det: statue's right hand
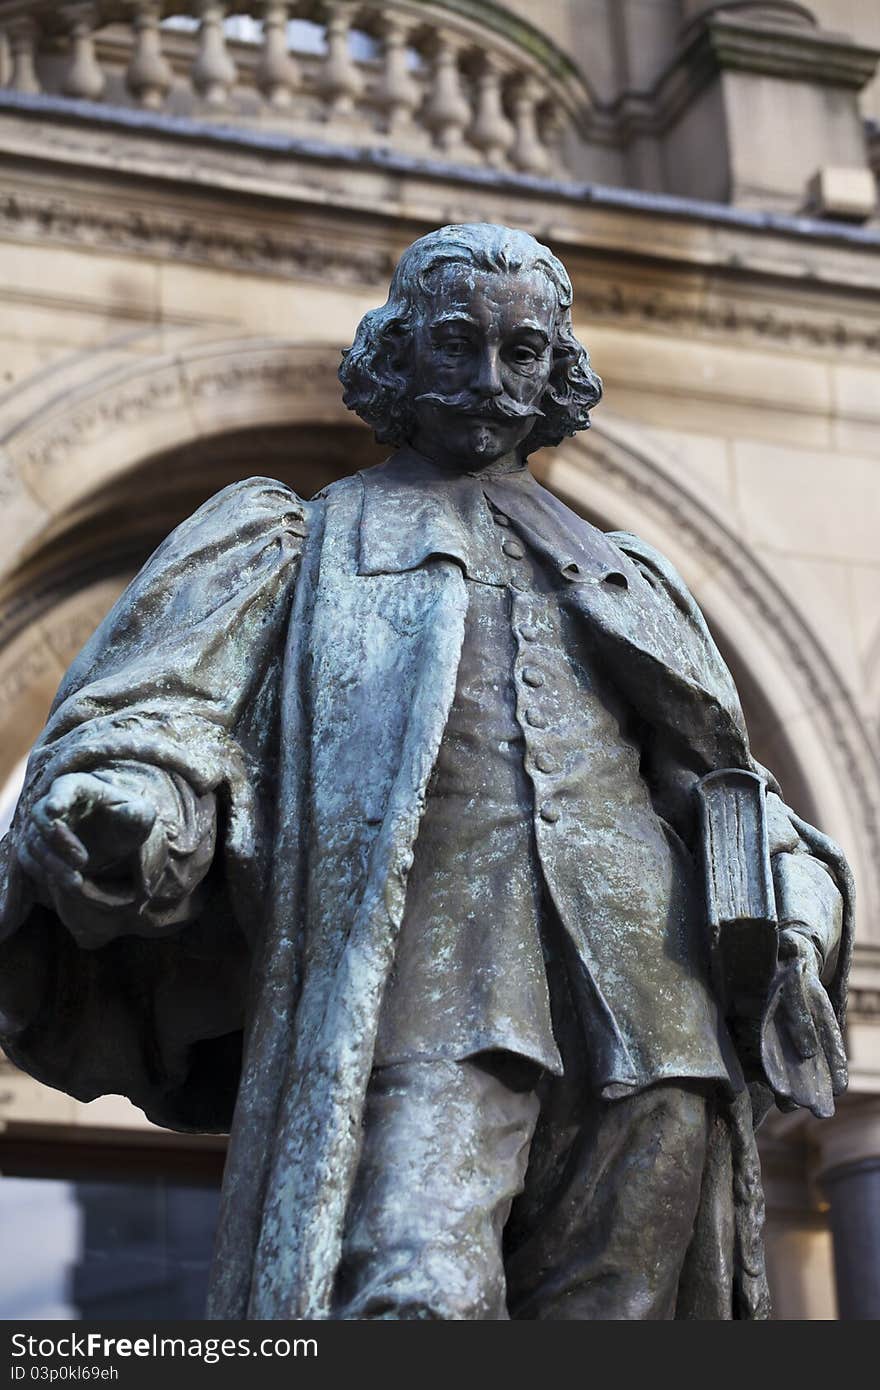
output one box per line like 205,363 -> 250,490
19,772 -> 157,906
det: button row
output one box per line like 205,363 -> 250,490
511,583 -> 559,824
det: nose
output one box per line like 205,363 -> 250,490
473,345 -> 503,398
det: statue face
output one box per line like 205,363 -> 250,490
408,263 -> 557,467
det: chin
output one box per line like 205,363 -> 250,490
460,420 -> 518,460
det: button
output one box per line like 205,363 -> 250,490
521,667 -> 544,687
502,538 -> 525,560
493,513 -> 510,527
603,570 -> 628,590
539,802 -> 560,824
535,752 -> 557,774
519,624 -> 538,642
525,708 -> 547,729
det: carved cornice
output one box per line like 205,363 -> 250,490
2,182 -> 880,362
575,282 -> 880,358
0,186 -> 397,289
702,12 -> 880,90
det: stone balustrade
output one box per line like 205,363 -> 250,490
0,1 -> 589,175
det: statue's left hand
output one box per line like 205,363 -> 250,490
759,927 -> 848,1118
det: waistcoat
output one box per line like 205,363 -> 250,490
375,477 -> 733,1096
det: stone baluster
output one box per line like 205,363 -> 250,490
423,32 -> 470,154
0,30 -> 11,88
60,4 -> 106,102
192,0 -> 238,106
318,2 -> 363,118
256,1 -> 299,109
7,17 -> 40,95
539,101 -> 567,174
469,53 -> 513,167
375,14 -> 418,135
509,73 -> 550,175
125,2 -> 173,110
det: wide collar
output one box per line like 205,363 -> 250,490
357,447 -> 628,587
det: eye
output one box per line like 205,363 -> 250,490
509,345 -> 539,366
440,338 -> 471,357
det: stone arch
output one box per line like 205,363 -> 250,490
538,416 -> 880,937
0,335 -> 383,787
0,335 -> 360,574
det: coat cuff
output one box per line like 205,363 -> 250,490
772,850 -> 843,978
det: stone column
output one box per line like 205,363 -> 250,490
814,1098 -> 880,1320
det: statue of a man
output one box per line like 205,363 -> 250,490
0,225 -> 852,1321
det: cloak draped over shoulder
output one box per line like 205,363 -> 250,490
0,479 -> 307,1130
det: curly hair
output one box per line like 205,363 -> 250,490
338,224 -> 602,454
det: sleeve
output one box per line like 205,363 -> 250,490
2,476 -> 308,941
0,476 -> 310,1132
766,791 -> 843,979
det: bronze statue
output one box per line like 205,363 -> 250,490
0,225 -> 852,1320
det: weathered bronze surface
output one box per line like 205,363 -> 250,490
0,225 -> 853,1319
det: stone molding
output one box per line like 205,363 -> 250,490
574,281 -> 880,360
0,184 -> 398,290
1,177 -> 880,361
3,89 -> 880,246
1,340 -> 349,496
701,11 -> 880,90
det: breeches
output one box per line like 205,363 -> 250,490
332,1058 -> 732,1320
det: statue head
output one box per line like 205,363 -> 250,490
339,223 -> 602,467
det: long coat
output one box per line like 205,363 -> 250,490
0,459 -> 853,1319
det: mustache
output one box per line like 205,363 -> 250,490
413,390 -> 545,421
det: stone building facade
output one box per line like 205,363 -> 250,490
0,0 -> 877,1319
